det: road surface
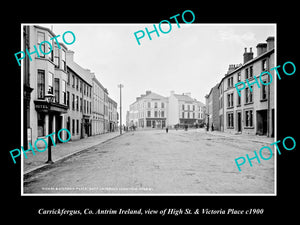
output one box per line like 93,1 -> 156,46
24,129 -> 274,194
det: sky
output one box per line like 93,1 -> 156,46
36,23 -> 275,123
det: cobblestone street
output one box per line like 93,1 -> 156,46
24,129 -> 275,195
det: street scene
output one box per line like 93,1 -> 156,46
22,24 -> 276,195
24,128 -> 274,194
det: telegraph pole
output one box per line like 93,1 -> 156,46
118,84 -> 124,135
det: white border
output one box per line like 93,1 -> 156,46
20,23 -> 277,196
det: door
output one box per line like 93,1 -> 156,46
237,112 -> 242,132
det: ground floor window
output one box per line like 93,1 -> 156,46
146,120 -> 151,127
227,112 -> 234,128
37,113 -> 45,136
245,109 -> 253,128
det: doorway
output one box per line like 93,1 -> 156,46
257,110 -> 267,135
237,112 -> 242,133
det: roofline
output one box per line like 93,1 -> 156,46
218,48 -> 275,88
34,25 -> 57,38
67,65 -> 92,87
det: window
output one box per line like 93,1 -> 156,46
161,111 -> 165,117
80,80 -> 82,93
37,32 -> 45,58
227,93 -> 233,108
76,77 -> 79,90
147,111 -> 151,117
48,72 -> 53,94
249,66 -> 253,78
193,112 -> 195,119
146,120 -> 151,127
80,97 -> 82,112
188,105 -> 190,111
37,113 -> 45,136
237,93 -> 241,106
37,70 -> 45,99
227,77 -> 233,88
148,102 -> 151,108
87,101 -> 89,114
48,35 -> 53,61
62,50 -> 66,71
62,80 -> 66,105
54,45 -> 60,67
54,78 -> 59,103
227,112 -> 234,128
237,72 -> 241,82
182,104 -> 185,110
161,102 -> 164,108
84,100 -> 86,113
193,105 -> 195,111
67,71 -> 70,85
72,75 -> 75,88
154,111 -> 157,117
245,68 -> 249,79
72,119 -> 75,135
261,82 -> 267,100
245,87 -> 253,104
154,102 -> 158,108
72,94 -> 75,110
76,96 -> 79,111
245,110 -> 253,127
67,91 -> 70,107
76,120 -> 79,134
182,112 -> 184,118
262,59 -> 267,71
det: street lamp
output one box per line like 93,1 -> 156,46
45,93 -> 54,164
118,84 -> 124,135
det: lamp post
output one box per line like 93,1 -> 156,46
118,84 -> 124,135
45,93 -> 54,164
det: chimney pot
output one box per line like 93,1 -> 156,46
243,47 -> 254,64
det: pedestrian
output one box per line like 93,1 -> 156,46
211,123 -> 214,131
166,127 -> 169,133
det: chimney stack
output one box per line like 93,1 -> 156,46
184,92 -> 191,97
266,36 -> 274,51
243,47 -> 254,64
146,90 -> 151,95
66,50 -> 75,62
256,43 -> 267,56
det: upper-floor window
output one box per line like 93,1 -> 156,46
262,59 -> 267,71
37,70 -> 45,99
62,50 -> 66,71
245,87 -> 253,104
37,32 -> 45,58
54,45 -> 60,68
227,93 -> 234,108
54,78 -> 59,103
48,72 -> 54,94
227,76 -> 233,88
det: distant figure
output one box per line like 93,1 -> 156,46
211,123 -> 214,131
184,124 -> 188,131
166,127 -> 169,133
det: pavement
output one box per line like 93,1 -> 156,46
202,129 -> 275,144
23,131 -> 121,176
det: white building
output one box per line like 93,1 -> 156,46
128,91 -> 168,129
168,91 -> 205,128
